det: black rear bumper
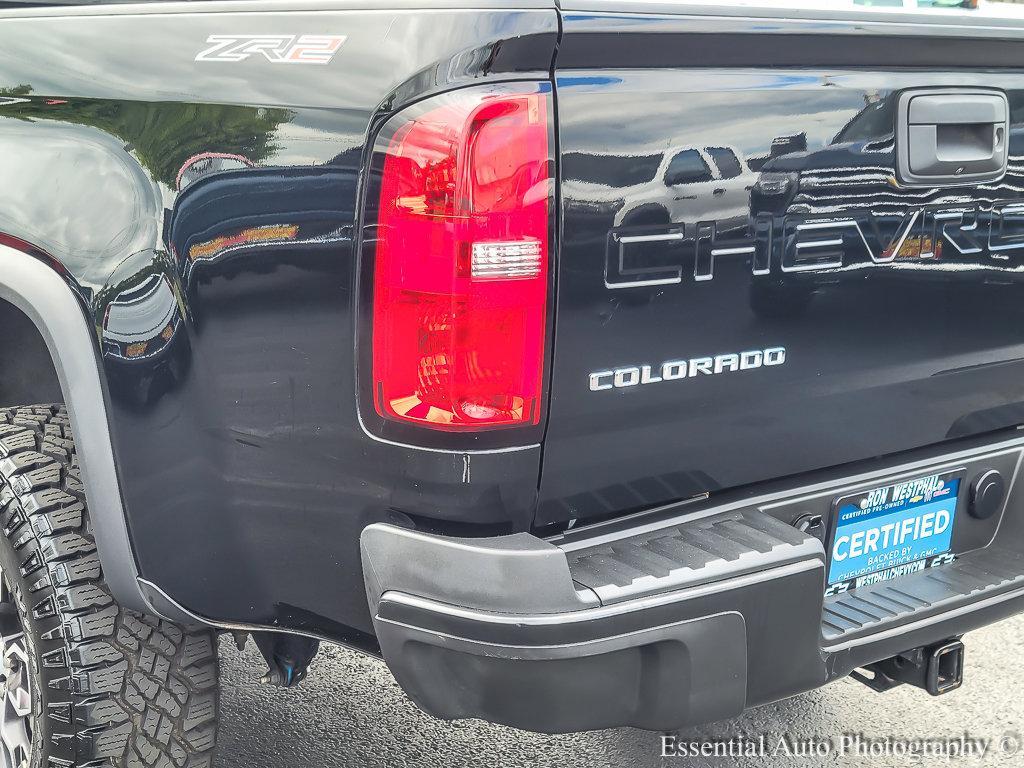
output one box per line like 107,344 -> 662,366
360,436 -> 1024,734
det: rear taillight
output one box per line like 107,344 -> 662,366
369,87 -> 552,432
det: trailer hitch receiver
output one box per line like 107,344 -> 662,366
851,639 -> 964,696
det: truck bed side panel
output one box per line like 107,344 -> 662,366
0,3 -> 557,638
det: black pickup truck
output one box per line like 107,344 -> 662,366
2,0 -> 1024,764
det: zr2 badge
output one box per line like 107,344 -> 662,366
195,35 -> 346,65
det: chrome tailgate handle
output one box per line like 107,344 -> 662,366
897,88 -> 1009,187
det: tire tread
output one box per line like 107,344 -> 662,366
0,406 -> 218,767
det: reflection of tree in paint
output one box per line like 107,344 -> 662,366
0,85 -> 294,187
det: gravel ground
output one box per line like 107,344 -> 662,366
215,614 -> 1024,767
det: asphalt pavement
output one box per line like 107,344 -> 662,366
215,614 -> 1024,767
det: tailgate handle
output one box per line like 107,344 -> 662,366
897,89 -> 1009,187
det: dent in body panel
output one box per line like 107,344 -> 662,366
0,6 -> 557,638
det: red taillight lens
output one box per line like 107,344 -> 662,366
370,89 -> 551,431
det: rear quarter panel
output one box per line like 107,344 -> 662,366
0,1 -> 557,639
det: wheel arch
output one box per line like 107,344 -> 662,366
0,240 -> 153,616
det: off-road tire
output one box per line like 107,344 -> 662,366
0,405 -> 219,767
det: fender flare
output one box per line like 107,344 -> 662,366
0,243 -> 151,615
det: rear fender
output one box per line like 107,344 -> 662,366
0,120 -> 165,615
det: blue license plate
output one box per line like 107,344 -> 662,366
826,471 -> 961,593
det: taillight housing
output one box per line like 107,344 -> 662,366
363,84 -> 554,437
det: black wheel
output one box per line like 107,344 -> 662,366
0,405 -> 219,767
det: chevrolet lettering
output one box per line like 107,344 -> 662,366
606,204 -> 1024,289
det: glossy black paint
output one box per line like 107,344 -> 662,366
540,11 -> 1024,526
0,4 -> 557,639
6,0 -> 1024,646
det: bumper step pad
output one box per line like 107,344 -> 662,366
823,546 -> 1024,645
562,509 -> 821,604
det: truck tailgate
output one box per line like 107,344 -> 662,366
538,3 -> 1024,526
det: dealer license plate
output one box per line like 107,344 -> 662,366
825,471 -> 961,595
